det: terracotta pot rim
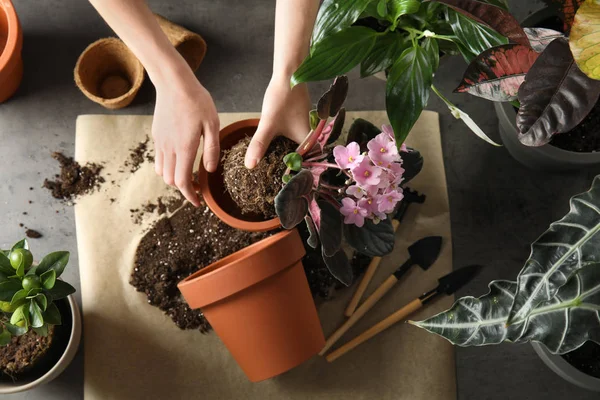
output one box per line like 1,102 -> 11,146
0,0 -> 21,72
178,229 -> 305,309
74,38 -> 145,106
198,118 -> 282,232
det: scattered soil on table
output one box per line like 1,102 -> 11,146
124,136 -> 155,173
130,194 -> 185,224
0,326 -> 54,377
43,152 -> 104,201
25,229 -> 42,239
549,100 -> 600,152
562,341 -> 600,379
130,200 -> 370,332
222,136 -> 296,218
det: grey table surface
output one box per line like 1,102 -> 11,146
1,0 -> 598,399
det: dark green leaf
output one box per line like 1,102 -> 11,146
517,38 -> 600,146
26,288 -> 42,297
422,37 -> 440,72
0,280 -> 22,302
10,304 -> 26,325
282,174 -> 292,184
304,216 -> 319,249
388,0 -> 421,22
5,322 -> 27,336
309,109 -> 319,130
345,218 -> 395,257
49,280 -> 76,300
386,45 -> 434,145
318,200 -> 343,257
34,294 -> 47,312
0,253 -> 13,276
29,301 -> 44,328
0,330 -> 11,346
10,289 -> 28,307
11,239 -> 29,252
377,0 -> 389,18
33,325 -> 49,337
35,251 -> 70,278
401,148 -> 424,184
283,152 -> 303,172
479,0 -> 509,10
293,27 -> 379,86
360,32 -> 410,77
446,8 -> 508,62
323,250 -> 352,286
275,170 -> 313,229
312,0 -> 373,45
43,302 -> 62,325
41,269 -> 56,290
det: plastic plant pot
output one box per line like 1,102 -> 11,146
178,229 -> 325,382
198,119 -> 282,232
0,0 -> 23,103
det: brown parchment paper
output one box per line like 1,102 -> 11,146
75,111 -> 455,400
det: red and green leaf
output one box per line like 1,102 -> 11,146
542,0 -> 585,33
455,44 -> 539,101
524,27 -> 565,52
435,0 -> 529,46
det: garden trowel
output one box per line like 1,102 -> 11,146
319,236 -> 443,355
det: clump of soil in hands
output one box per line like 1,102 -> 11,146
550,99 -> 600,152
130,201 -> 271,332
562,341 -> 600,379
43,152 -> 104,201
222,136 -> 296,218
0,326 -> 54,377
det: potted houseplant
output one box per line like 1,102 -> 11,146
411,175 -> 600,391
182,76 -> 425,381
0,0 -> 23,103
0,239 -> 81,394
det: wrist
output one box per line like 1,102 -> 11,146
147,53 -> 199,93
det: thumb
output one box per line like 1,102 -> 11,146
245,121 -> 274,169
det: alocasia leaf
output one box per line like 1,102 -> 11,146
275,170 -> 314,229
507,175 -> 600,324
542,0 -> 585,33
318,200 -> 342,257
446,8 -> 508,62
386,45 -> 434,145
436,0 -> 528,46
344,218 -> 395,257
323,249 -> 352,286
360,32 -> 410,77
455,44 -> 539,101
293,27 -> 379,86
517,38 -> 600,146
524,27 -> 565,53
569,0 -> 600,80
311,0 -> 373,45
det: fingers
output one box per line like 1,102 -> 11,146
155,149 -> 164,176
202,120 -> 220,173
162,151 -> 176,187
175,149 -> 201,207
245,121 -> 274,169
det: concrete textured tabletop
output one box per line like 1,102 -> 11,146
1,0 -> 598,399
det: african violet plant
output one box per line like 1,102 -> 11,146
275,76 -> 424,286
0,240 -> 74,344
293,0 -> 600,149
412,175 -> 600,354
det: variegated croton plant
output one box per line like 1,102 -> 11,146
412,176 -> 600,354
294,0 -> 600,148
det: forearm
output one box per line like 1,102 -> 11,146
272,0 -> 319,81
88,0 -> 194,87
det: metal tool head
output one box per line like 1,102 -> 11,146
408,236 -> 443,271
437,264 -> 483,295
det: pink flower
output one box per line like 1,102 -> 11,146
382,124 -> 409,153
333,142 -> 363,169
340,197 -> 368,227
360,197 -> 387,221
378,189 -> 404,214
311,166 -> 326,187
387,162 -> 405,185
346,185 -> 366,199
400,143 -> 408,153
351,157 -> 382,187
368,133 -> 400,166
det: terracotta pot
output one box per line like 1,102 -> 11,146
178,229 -> 325,382
0,0 -> 23,103
199,119 -> 282,232
154,14 -> 206,72
74,38 -> 145,109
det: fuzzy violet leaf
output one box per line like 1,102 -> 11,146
304,216 -> 319,249
345,218 -> 395,257
524,27 -> 565,53
401,148 -> 424,184
317,76 -> 349,119
323,249 -> 353,287
326,108 -> 346,146
569,0 -> 600,80
283,152 -> 303,172
275,170 -> 314,229
347,118 -> 382,151
318,200 -> 343,257
455,44 -> 539,102
517,38 -> 600,146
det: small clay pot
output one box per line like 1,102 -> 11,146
74,38 -> 144,109
199,119 -> 282,232
154,14 -> 206,72
0,0 -> 23,103
178,229 -> 325,382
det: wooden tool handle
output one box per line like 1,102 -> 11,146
325,298 -> 423,362
319,275 -> 398,355
345,219 -> 401,317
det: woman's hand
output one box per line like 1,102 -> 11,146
245,77 -> 311,168
152,68 -> 220,207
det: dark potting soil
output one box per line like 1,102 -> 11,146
130,194 -> 185,224
0,326 -> 54,377
43,152 -> 105,201
25,229 -> 43,239
124,136 -> 154,173
222,136 -> 296,219
562,341 -> 600,379
549,99 -> 600,153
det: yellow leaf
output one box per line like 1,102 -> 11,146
570,0 -> 600,80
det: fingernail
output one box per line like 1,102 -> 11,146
245,158 -> 257,169
206,162 -> 217,172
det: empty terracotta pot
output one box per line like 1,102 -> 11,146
74,38 -> 144,109
178,229 -> 325,382
154,14 -> 206,72
199,119 -> 282,232
0,0 -> 23,103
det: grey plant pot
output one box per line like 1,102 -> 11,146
532,342 -> 600,392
